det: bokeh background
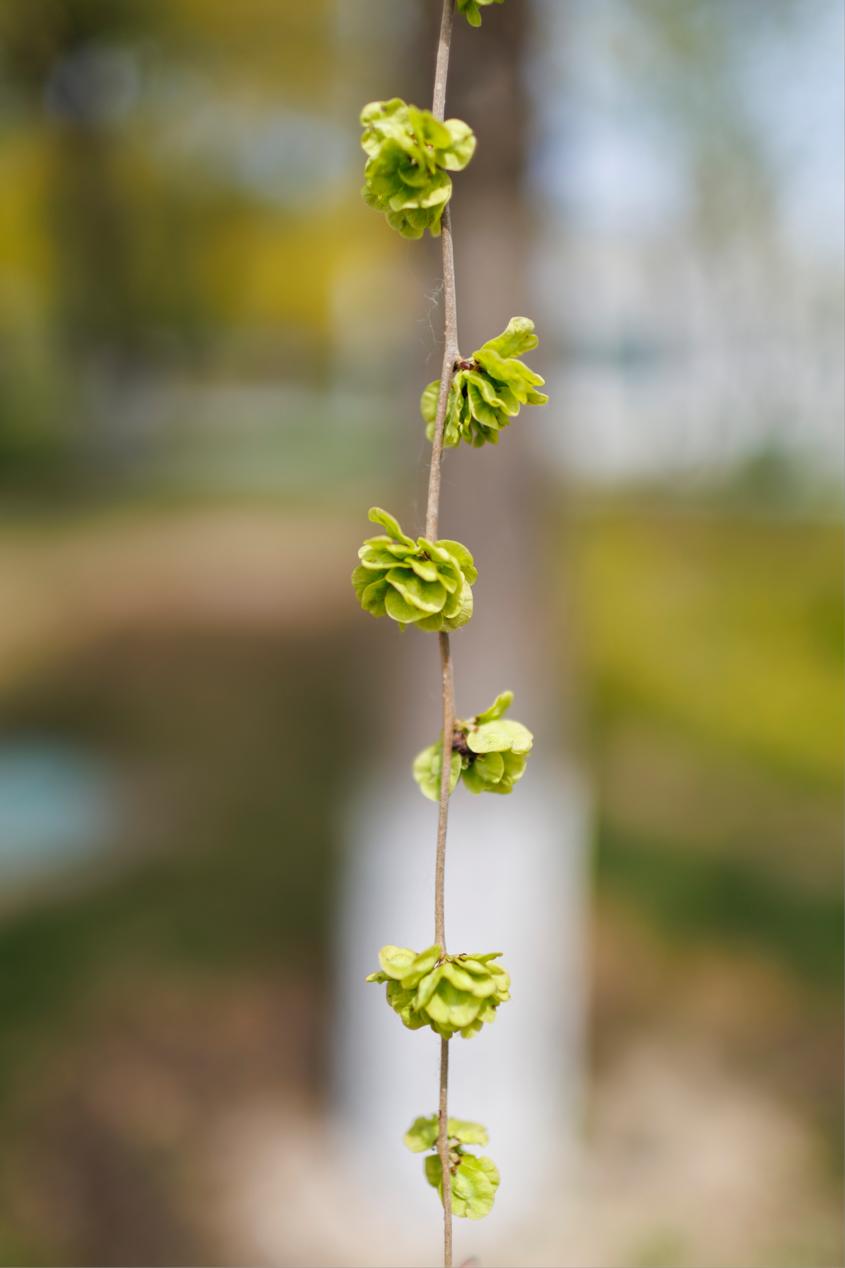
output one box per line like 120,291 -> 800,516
0,1 -> 842,1265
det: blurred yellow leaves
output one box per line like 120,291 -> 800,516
169,0 -> 336,104
205,205 -> 379,334
573,510 -> 843,790
0,0 -> 388,352
0,131 -> 54,329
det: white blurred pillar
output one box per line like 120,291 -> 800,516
335,757 -> 588,1263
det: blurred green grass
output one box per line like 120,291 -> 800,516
570,499 -> 843,1171
598,825 -> 842,984
0,621 -> 371,1263
571,502 -> 843,981
0,627 -> 358,1101
573,506 -> 843,789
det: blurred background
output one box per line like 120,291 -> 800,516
0,0 -> 842,1264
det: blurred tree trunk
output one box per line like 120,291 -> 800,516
402,0 -> 558,748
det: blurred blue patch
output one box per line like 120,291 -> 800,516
0,742 -> 118,883
159,98 -> 353,210
236,109 -> 351,208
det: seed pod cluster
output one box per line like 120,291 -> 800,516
457,0 -> 505,26
421,317 -> 548,448
367,944 -> 510,1039
352,507 -> 476,632
360,98 -> 476,239
413,690 -> 533,799
405,1115 -> 500,1220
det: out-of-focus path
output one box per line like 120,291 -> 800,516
202,1022 -> 842,1268
0,509 -> 362,692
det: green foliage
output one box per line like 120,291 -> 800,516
366,944 -> 511,1039
599,822 -> 844,986
421,317 -> 548,448
425,1152 -> 500,1219
575,504 -> 843,1008
405,1113 -> 499,1219
457,0 -> 505,28
404,1115 -> 488,1152
360,98 -> 476,239
574,511 -> 843,787
352,507 -> 477,632
413,691 -> 533,799
413,744 -> 463,799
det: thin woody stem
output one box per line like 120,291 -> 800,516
427,3 -> 457,1265
434,630 -> 455,1268
435,629 -> 455,954
437,1036 -> 453,1268
432,0 -> 453,122
426,0 -> 459,548
425,204 -> 458,545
